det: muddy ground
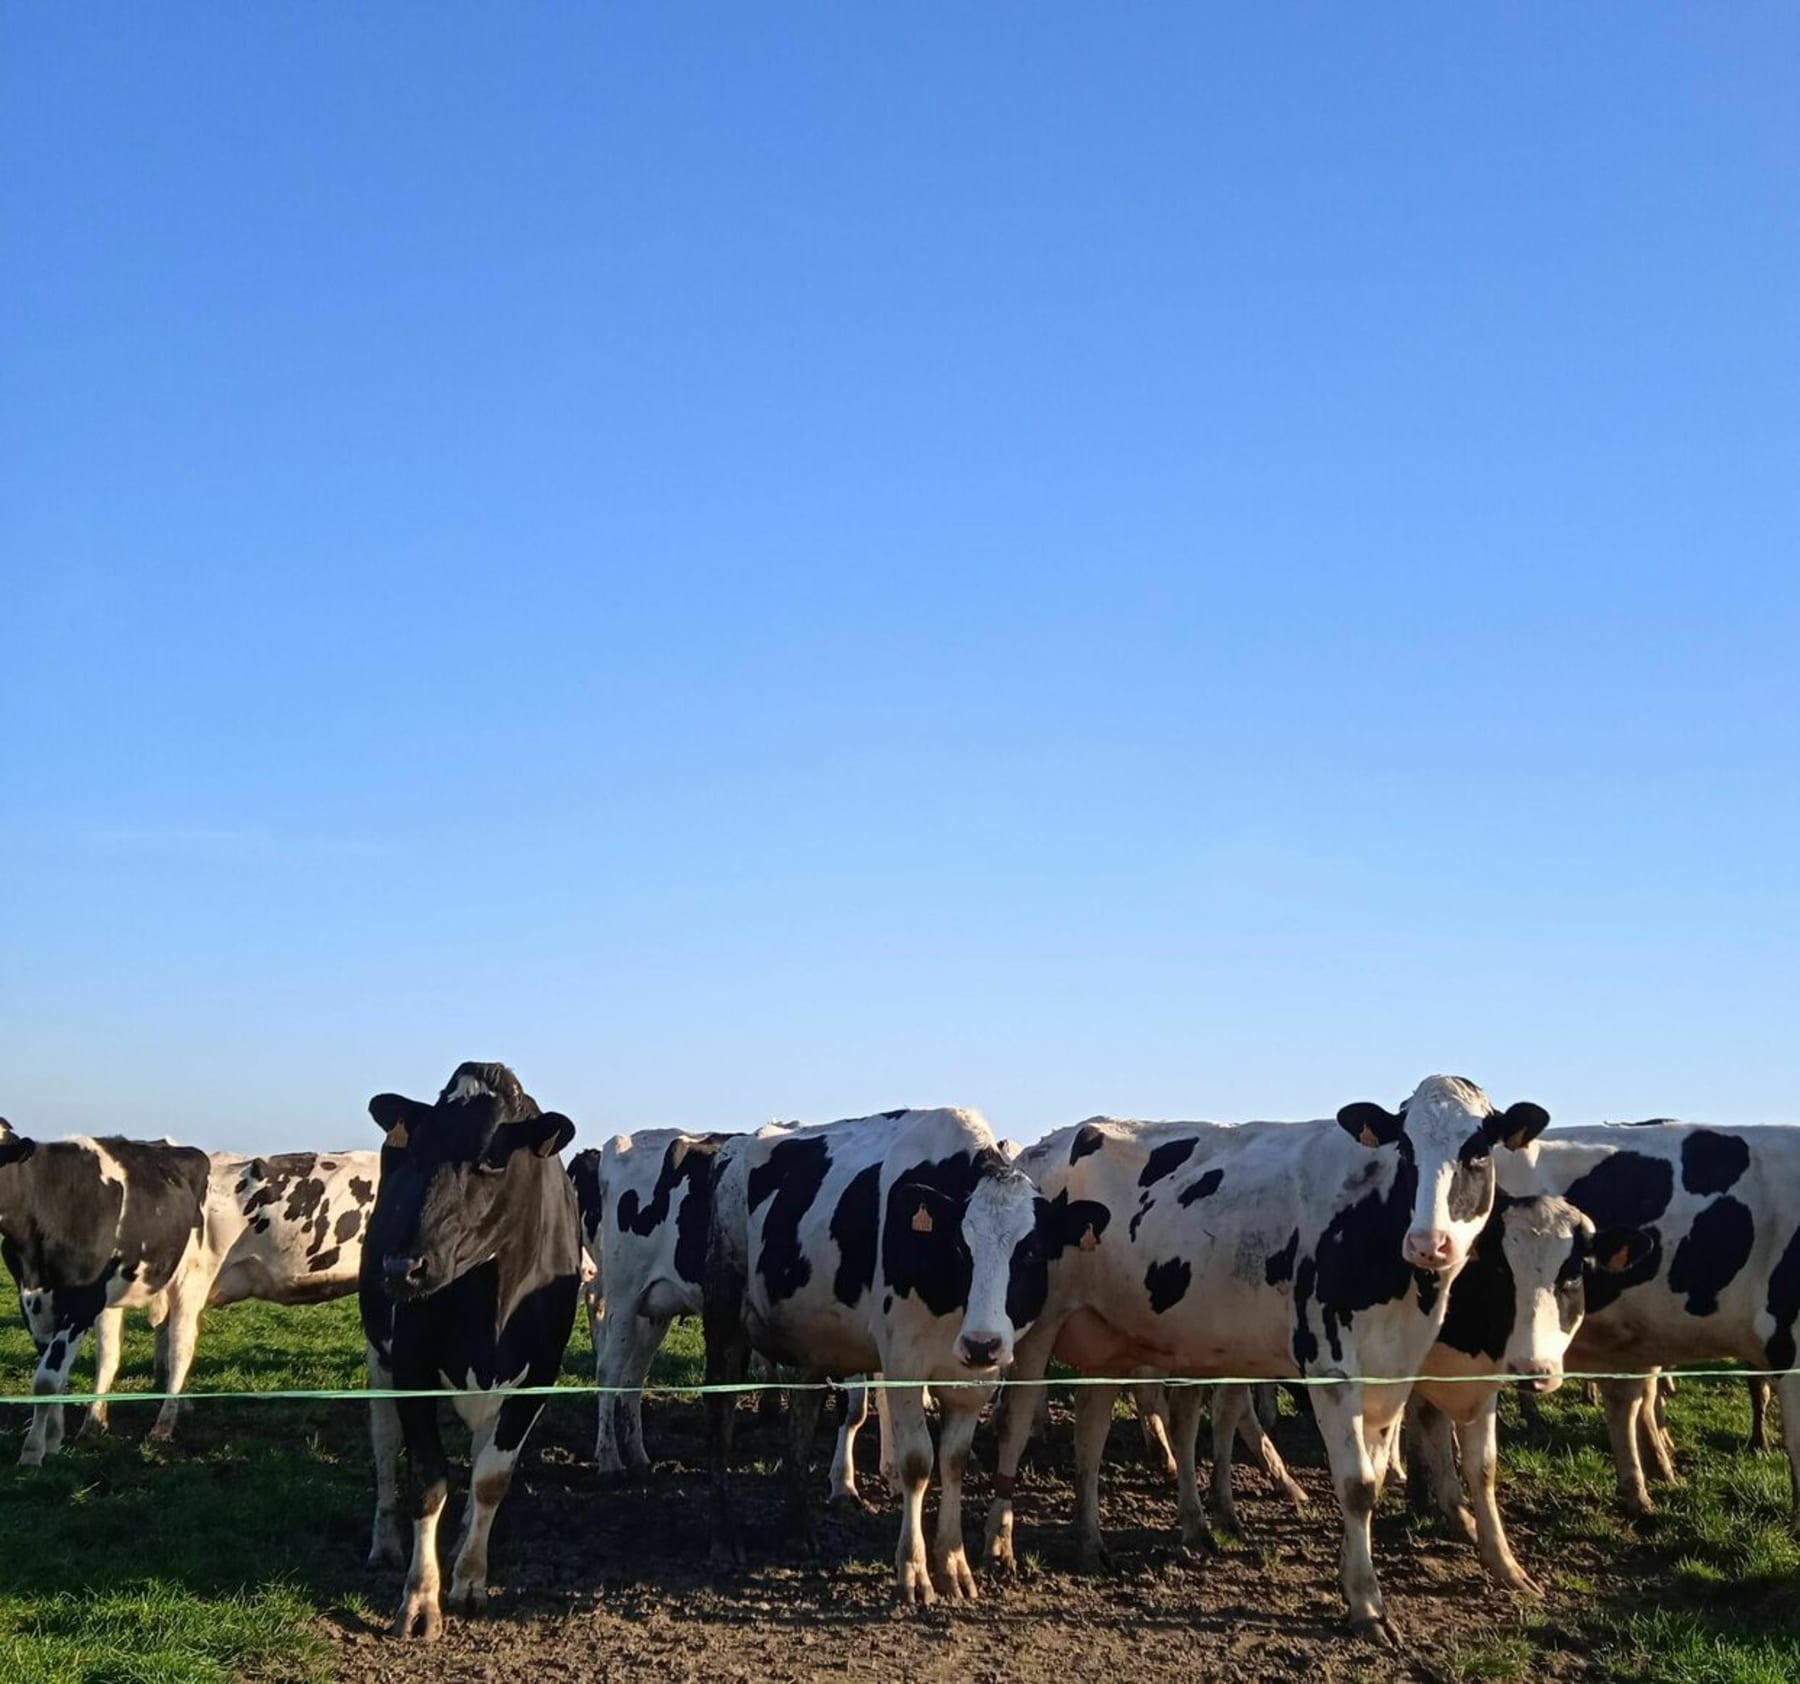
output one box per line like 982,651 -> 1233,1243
324,1395 -> 1615,1684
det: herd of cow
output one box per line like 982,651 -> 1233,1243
1,1063 -> 1796,1646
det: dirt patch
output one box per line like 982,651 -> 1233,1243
324,1397 -> 1610,1684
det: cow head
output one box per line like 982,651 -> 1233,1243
0,1120 -> 33,1170
890,1151 -> 1110,1372
1336,1075 -> 1550,1273
1443,1192 -> 1653,1390
366,1061 -> 575,1301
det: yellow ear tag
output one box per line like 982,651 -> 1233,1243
385,1123 -> 409,1150
1606,1244 -> 1631,1272
1078,1225 -> 1099,1252
1359,1125 -> 1380,1149
911,1203 -> 935,1234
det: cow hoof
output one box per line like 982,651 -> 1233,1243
1074,1538 -> 1113,1574
830,1491 -> 877,1516
1279,1481 -> 1309,1511
445,1580 -> 487,1616
896,1563 -> 937,1607
935,1549 -> 978,1601
1349,1615 -> 1397,1649
78,1409 -> 110,1439
146,1422 -> 176,1445
17,1445 -> 44,1469
392,1594 -> 444,1642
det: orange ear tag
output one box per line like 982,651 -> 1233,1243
386,1123 -> 410,1150
1078,1225 -> 1099,1252
911,1204 -> 935,1234
1606,1244 -> 1631,1272
1359,1126 -> 1380,1149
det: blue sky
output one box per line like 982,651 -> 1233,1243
3,6 -> 1796,1154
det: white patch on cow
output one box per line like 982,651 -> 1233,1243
443,1072 -> 493,1103
1396,1075 -> 1501,1271
1499,1196 -> 1594,1387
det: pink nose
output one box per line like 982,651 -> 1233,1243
1404,1229 -> 1456,1271
1507,1361 -> 1562,1395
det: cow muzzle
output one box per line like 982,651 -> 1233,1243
383,1254 -> 431,1299
957,1333 -> 1004,1370
1507,1360 -> 1562,1396
1403,1229 -> 1458,1272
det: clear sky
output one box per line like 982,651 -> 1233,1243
3,6 -> 1796,1155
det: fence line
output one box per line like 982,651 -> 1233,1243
0,1366 -> 1784,1408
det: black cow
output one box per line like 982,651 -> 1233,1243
360,1062 -> 580,1641
0,1119 -> 210,1465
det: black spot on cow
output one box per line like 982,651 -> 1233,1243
1437,1201 -> 1517,1361
567,1150 -> 603,1238
1563,1152 -> 1675,1230
349,1176 -> 375,1205
830,1164 -> 880,1307
882,1292 -> 893,1314
1446,1156 -> 1494,1223
1138,1138 -> 1197,1189
1305,1149 -> 1423,1365
1414,1267 -> 1441,1315
1667,1195 -> 1755,1317
252,1216 -> 271,1234
1290,1253 -> 1319,1366
1177,1169 -> 1224,1208
621,1134 -> 728,1287
1069,1125 -> 1105,1165
334,1208 -> 362,1244
1681,1130 -> 1750,1197
1764,1223 -> 1800,1371
881,1151 -> 983,1318
878,1109 -> 910,1121
44,1337 -> 65,1373
309,1245 -> 341,1273
1562,1152 -> 1672,1313
1265,1230 -> 1298,1288
1145,1256 -> 1192,1314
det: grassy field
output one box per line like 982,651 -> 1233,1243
1,1283 -> 1798,1683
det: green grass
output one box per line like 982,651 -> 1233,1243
4,1284 -> 1800,1681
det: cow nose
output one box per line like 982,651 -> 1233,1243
958,1334 -> 1002,1369
1404,1229 -> 1456,1271
1507,1360 -> 1561,1396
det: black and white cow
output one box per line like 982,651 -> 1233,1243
705,1106 -> 1106,1602
1502,1120 -> 1800,1516
984,1077 -> 1551,1640
569,1130 -> 728,1479
361,1062 -> 580,1642
0,1119 -> 211,1465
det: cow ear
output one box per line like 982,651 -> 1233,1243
1337,1102 -> 1404,1149
1485,1101 -> 1551,1152
0,1124 -> 33,1168
509,1111 -> 576,1160
369,1093 -> 428,1150
1039,1192 -> 1110,1253
899,1184 -> 954,1236
1588,1226 -> 1653,1275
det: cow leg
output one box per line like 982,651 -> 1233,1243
1208,1384 -> 1249,1538
1776,1371 -> 1800,1529
365,1346 -> 406,1569
1134,1382 -> 1177,1480
982,1327 -> 1054,1573
1749,1375 -> 1773,1454
148,1277 -> 203,1442
1225,1382 -> 1309,1523
1456,1396 -> 1539,1594
1409,1396 -> 1477,1545
830,1378 -> 872,1509
77,1306 -> 124,1439
702,1307 -> 751,1571
21,1310 -> 91,1467
1600,1379 -> 1654,1514
1638,1377 -> 1678,1486
595,1311 -> 667,1481
1253,1383 -> 1280,1431
447,1395 -> 541,1616
1168,1383 -> 1208,1552
394,1394 -> 450,1640
782,1375 -> 828,1556
1072,1381 -> 1119,1571
886,1384 -> 937,1606
874,1380 -> 900,1495
931,1396 -> 982,1600
1308,1382 -> 1391,1643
